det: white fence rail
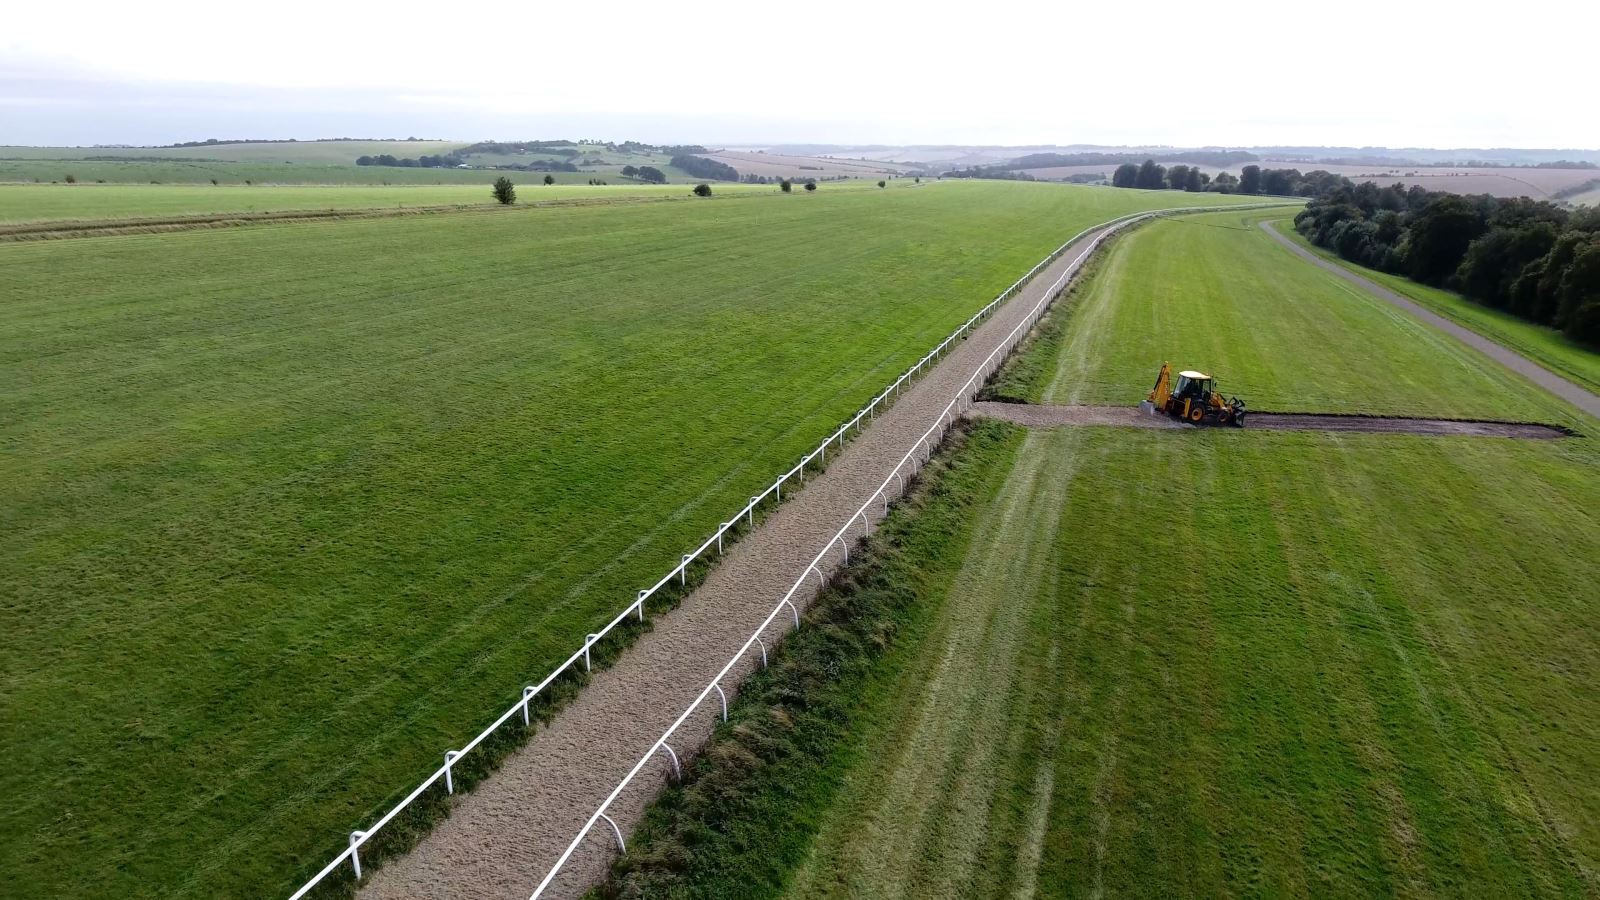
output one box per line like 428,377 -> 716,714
523,212 -> 1167,899
291,203 -> 1280,898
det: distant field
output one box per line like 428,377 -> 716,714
0,157 -> 523,186
0,182 -> 1265,898
1012,160 -> 1600,202
1018,210 -> 1585,425
1270,219 -> 1600,396
1244,162 -> 1599,200
702,150 -> 905,180
0,181 -> 785,224
1018,163 -> 1230,182
614,208 -> 1598,897
1,140 -> 900,187
0,140 -> 468,164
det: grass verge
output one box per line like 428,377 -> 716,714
1268,218 -> 1600,396
593,202 -> 1600,898
597,419 -> 1025,899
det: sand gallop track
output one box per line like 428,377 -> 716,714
358,219 -> 1134,900
970,402 -> 1572,439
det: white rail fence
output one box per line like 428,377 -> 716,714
524,212 -> 1164,899
292,202 -> 1282,898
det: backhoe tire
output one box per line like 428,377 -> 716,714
1187,406 -> 1205,424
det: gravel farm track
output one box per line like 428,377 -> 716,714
357,217 -> 1148,900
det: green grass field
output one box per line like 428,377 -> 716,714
0,158 -> 534,186
608,210 -> 1599,897
1,140 -> 764,188
0,179 -> 906,225
1269,219 -> 1600,396
0,182 -> 1265,897
0,181 -> 788,224
996,210 -> 1588,428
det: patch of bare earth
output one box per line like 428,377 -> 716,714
970,402 -> 1572,439
970,401 -> 1186,430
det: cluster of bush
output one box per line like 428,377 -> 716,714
617,141 -> 707,156
942,167 -> 1037,181
458,140 -> 578,156
1297,184 -> 1600,342
355,153 -> 464,168
510,160 -> 578,172
670,155 -> 740,182
619,165 -> 667,183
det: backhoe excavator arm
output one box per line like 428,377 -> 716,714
1148,362 -> 1172,408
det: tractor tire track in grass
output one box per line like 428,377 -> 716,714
355,218 -> 1137,900
786,425 -> 1090,899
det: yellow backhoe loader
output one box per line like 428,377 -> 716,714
1142,362 -> 1246,426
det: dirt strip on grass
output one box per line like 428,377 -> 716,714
970,401 -> 1572,439
970,401 -> 1187,430
0,192 -> 761,242
355,219 -> 1137,900
1258,219 -> 1600,420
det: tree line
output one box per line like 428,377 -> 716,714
670,155 -> 740,181
1109,161 -> 1346,196
621,165 -> 667,183
1011,149 -> 1258,169
458,140 -> 578,156
1297,182 -> 1600,343
356,153 -> 465,168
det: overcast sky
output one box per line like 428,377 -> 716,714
3,0 -> 1595,149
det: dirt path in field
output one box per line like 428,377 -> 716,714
1258,220 -> 1600,420
970,402 -> 1572,439
971,402 -> 1188,430
0,192 -> 753,242
357,219 -> 1136,900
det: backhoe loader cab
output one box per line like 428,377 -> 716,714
1144,362 -> 1246,427
1173,371 -> 1212,404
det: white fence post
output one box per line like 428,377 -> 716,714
598,813 -> 626,853
443,750 -> 461,794
349,831 -> 366,879
658,743 -> 682,780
